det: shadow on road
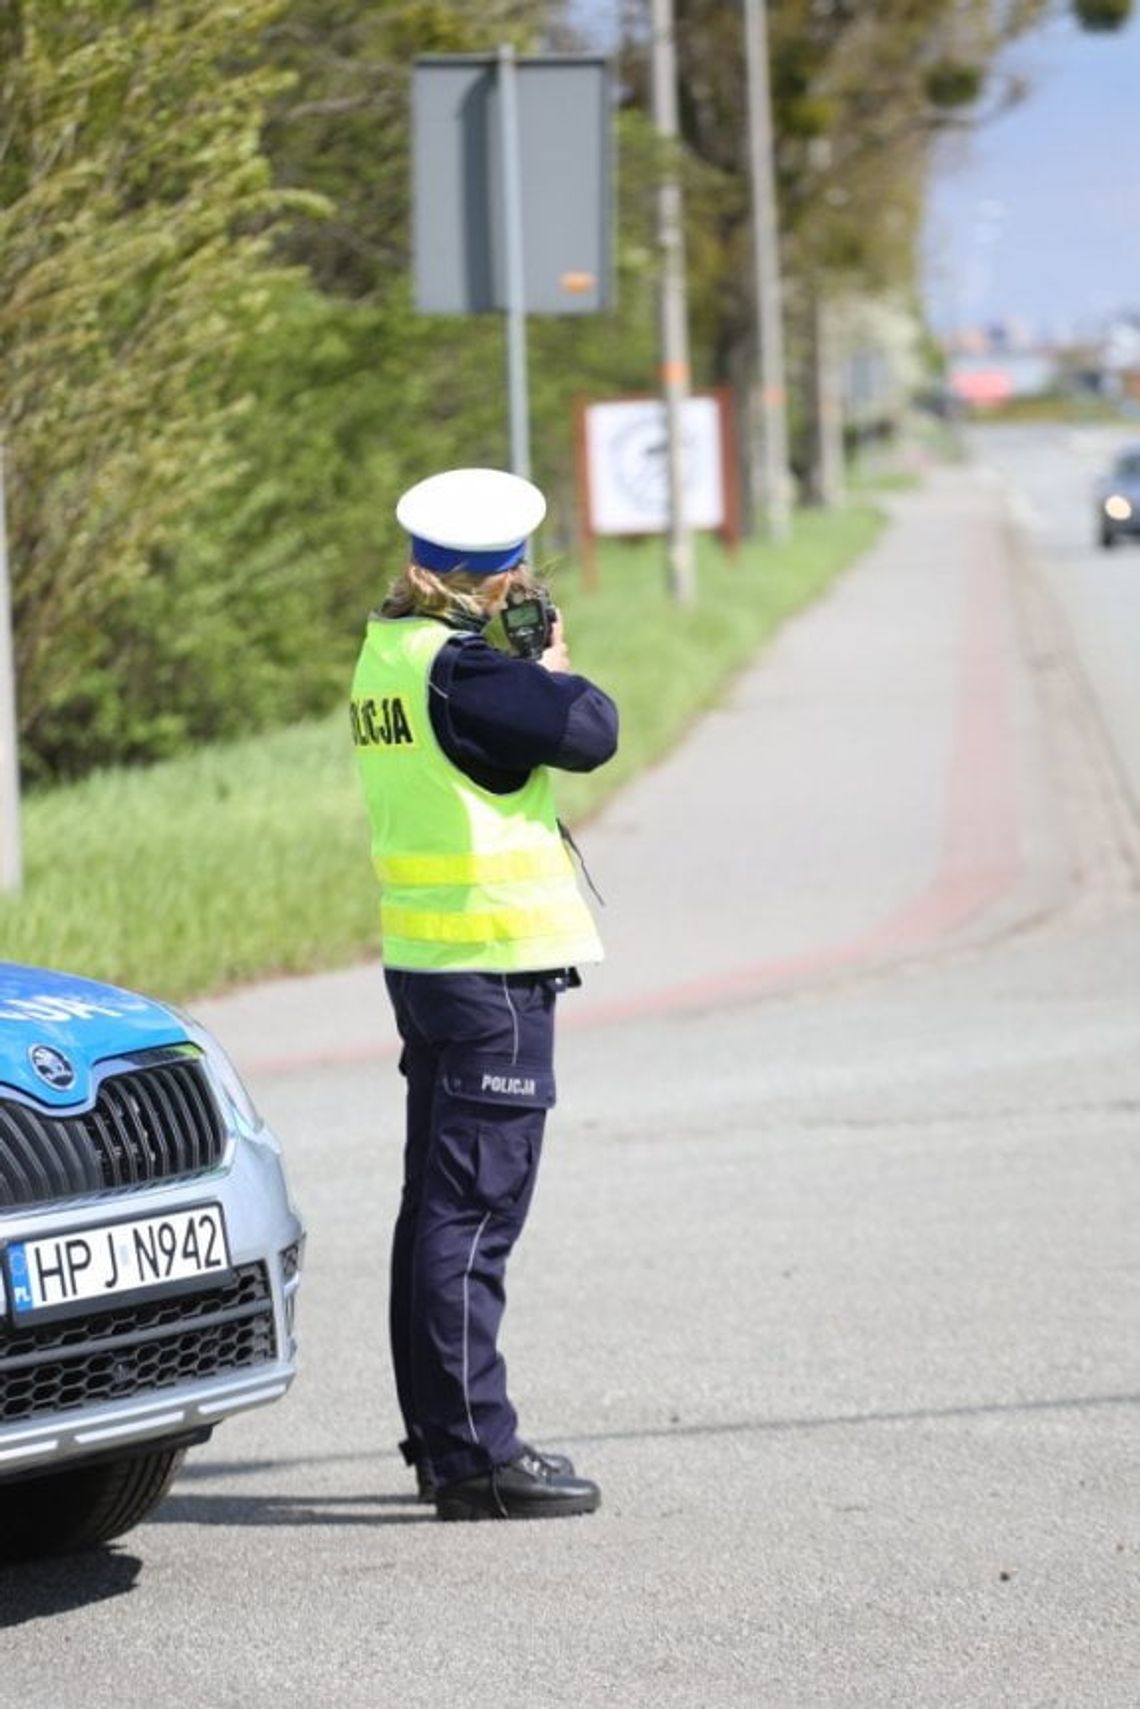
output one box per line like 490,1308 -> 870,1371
564,1387 -> 1140,1449
0,1551 -> 141,1627
151,1490 -> 430,1528
177,1448 -> 392,1482
170,1390 -> 1140,1508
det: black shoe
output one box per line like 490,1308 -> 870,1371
435,1448 -> 600,1521
416,1442 -> 574,1505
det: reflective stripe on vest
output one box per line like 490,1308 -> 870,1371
351,616 -> 603,972
373,846 -> 571,887
381,900 -> 592,945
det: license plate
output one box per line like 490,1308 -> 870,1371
4,1205 -> 231,1320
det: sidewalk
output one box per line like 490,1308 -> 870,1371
195,466 -> 1066,1080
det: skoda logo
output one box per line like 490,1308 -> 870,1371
29,1044 -> 76,1091
109,1355 -> 136,1393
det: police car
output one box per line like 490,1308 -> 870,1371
0,963 -> 303,1559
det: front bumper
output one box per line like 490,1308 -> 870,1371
0,1124 -> 303,1480
0,1358 -> 297,1478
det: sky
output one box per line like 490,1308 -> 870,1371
923,12 -> 1140,341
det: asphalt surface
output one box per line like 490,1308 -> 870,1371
977,422 -> 1140,811
2,428 -> 1138,1708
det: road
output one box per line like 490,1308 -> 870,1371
981,421 -> 1140,810
1,428 -> 1137,1708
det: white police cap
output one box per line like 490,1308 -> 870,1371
396,467 -> 547,574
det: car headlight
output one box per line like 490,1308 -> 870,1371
1104,493 -> 1132,521
169,1008 -> 265,1140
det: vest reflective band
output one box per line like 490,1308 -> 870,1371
351,617 -> 604,972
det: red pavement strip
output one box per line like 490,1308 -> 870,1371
244,544 -> 1023,1078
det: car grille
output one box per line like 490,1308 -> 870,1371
0,1058 -> 226,1211
0,1263 -> 276,1425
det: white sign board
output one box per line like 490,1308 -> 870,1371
583,395 -> 726,535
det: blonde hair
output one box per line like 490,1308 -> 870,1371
380,560 -> 537,624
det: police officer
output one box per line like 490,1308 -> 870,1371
351,467 -> 618,1521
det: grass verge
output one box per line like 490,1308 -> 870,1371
968,395 -> 1136,426
0,503 -> 884,1001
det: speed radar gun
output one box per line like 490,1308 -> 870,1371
501,585 -> 556,660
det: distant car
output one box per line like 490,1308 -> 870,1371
1096,447 -> 1140,547
0,964 -> 303,1560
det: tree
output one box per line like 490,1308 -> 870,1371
1072,0 -> 1132,26
261,0 -> 547,301
0,0 -> 661,773
618,0 -> 1134,502
0,0 -> 318,775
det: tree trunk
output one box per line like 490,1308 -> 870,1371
804,286 -> 845,509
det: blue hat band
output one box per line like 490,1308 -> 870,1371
411,535 -> 527,575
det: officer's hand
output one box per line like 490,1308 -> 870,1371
540,612 -> 571,674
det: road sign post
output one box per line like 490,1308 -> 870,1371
497,45 -> 531,479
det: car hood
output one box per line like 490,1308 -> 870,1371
0,963 -> 187,1109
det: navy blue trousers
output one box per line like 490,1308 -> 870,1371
384,968 -> 559,1488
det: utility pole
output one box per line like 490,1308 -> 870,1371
650,0 -> 696,603
743,0 -> 791,542
0,445 -> 22,893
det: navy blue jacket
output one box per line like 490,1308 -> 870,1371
427,630 -> 619,795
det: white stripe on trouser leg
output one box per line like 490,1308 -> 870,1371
462,1212 -> 493,1445
501,975 -> 520,1064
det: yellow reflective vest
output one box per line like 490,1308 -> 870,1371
351,616 -> 604,972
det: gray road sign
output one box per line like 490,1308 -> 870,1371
413,56 -> 613,317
